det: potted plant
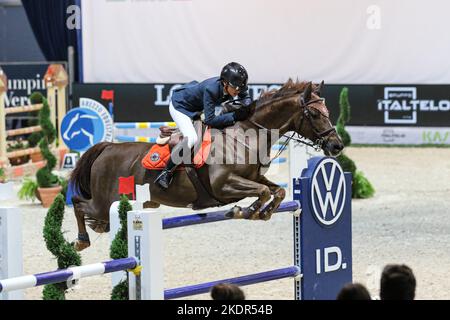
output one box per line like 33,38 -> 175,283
31,92 -> 63,208
28,131 -> 44,162
18,177 -> 38,202
7,139 -> 30,166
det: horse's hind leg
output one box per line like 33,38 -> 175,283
257,175 -> 286,221
72,196 -> 93,251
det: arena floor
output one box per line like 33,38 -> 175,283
2,146 -> 450,300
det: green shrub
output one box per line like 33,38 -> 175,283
42,194 -> 81,300
352,171 -> 375,199
32,92 -> 58,188
28,131 -> 44,148
337,154 -> 356,175
110,196 -> 132,300
111,281 -> 129,300
336,87 -> 375,199
18,178 -> 38,202
337,87 -> 351,147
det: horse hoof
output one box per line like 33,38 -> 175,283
246,210 -> 261,220
72,240 -> 90,252
259,212 -> 272,221
226,206 -> 243,219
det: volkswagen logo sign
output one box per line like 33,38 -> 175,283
310,158 -> 346,226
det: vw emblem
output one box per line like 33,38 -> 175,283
310,158 -> 346,226
151,152 -> 160,162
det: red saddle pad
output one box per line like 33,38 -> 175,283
141,128 -> 211,170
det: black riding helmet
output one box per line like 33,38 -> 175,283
220,62 -> 248,91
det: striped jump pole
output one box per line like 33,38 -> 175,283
271,157 -> 287,164
0,257 -> 138,294
115,135 -> 157,143
115,122 -> 176,129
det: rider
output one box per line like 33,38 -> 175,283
154,62 -> 253,189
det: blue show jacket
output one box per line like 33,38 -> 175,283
171,77 -> 252,129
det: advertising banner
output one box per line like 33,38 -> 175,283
0,63 -> 49,108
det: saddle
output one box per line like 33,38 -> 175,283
142,120 -> 211,170
141,120 -> 223,210
156,126 -> 182,148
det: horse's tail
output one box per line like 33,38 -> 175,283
71,142 -> 112,199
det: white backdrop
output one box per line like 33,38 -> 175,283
81,0 -> 450,84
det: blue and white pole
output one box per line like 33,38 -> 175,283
0,258 -> 138,295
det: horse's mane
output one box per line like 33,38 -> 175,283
252,79 -> 320,112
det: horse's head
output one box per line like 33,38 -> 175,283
292,81 -> 344,156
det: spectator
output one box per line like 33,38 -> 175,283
210,283 -> 245,300
380,264 -> 416,300
336,283 -> 372,300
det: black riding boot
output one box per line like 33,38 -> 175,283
154,143 -> 184,190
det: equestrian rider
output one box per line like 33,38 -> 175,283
154,62 -> 253,189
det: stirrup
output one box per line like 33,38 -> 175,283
155,170 -> 173,189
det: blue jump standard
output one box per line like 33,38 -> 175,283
164,266 -> 301,300
163,201 -> 299,230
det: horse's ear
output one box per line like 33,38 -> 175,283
316,80 -> 324,96
303,82 -> 312,102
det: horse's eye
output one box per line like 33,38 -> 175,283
309,108 -> 319,118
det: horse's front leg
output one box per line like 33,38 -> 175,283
257,175 -> 286,221
219,174 -> 272,220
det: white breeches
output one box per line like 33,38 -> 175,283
169,102 -> 199,149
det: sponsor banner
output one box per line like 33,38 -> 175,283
61,98 -> 113,152
75,83 -> 450,127
323,85 -> 450,127
0,63 -> 50,108
295,157 -> 352,299
347,126 -> 450,145
74,84 -> 450,146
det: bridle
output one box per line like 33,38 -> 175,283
296,95 -> 336,147
249,92 -> 337,163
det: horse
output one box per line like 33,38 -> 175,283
70,80 -> 344,251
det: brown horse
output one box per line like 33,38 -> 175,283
71,80 -> 344,251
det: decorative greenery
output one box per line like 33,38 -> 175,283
111,281 -> 129,300
336,88 -> 351,147
27,117 -> 44,148
18,178 -> 38,202
42,194 -> 81,300
58,176 -> 69,199
28,131 -> 44,148
336,88 -> 375,199
0,167 -> 5,183
353,171 -> 376,199
110,195 -> 132,300
30,92 -> 58,188
6,139 -> 29,152
336,154 -> 356,176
